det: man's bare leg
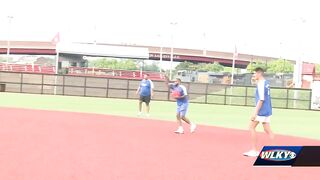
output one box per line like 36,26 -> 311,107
176,113 -> 182,126
243,121 -> 260,156
174,113 -> 184,134
181,116 -> 191,124
138,101 -> 143,116
181,116 -> 196,133
263,122 -> 275,145
146,104 -> 150,114
139,101 -> 143,112
249,121 -> 260,151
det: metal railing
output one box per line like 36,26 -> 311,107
0,63 -> 55,74
0,71 -> 313,110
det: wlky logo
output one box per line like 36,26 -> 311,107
260,149 -> 296,161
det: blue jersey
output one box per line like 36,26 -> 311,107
139,79 -> 154,96
255,80 -> 272,116
170,84 -> 189,105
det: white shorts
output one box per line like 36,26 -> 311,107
254,116 -> 271,123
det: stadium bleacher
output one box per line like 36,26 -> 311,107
67,67 -> 164,80
0,63 -> 55,74
0,63 -> 164,80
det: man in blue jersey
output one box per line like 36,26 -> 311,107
136,74 -> 154,117
243,67 -> 275,157
165,76 -> 196,134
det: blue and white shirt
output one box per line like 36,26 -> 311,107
170,84 -> 189,105
255,80 -> 272,116
139,79 -> 154,96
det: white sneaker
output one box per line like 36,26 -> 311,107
145,113 -> 150,117
174,127 -> 184,134
190,123 -> 197,133
243,150 -> 260,157
137,112 -> 142,117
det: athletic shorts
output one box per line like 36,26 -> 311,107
254,116 -> 271,123
140,95 -> 151,105
177,102 -> 188,117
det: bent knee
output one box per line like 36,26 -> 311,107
264,128 -> 273,134
249,126 -> 256,132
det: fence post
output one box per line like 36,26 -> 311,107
167,86 -> 170,101
126,79 -> 129,99
286,88 -> 289,109
309,89 -> 312,110
224,86 -> 227,105
106,79 -> 109,98
205,83 -> 209,104
62,75 -> 65,96
20,73 -> 23,93
84,76 -> 87,96
41,74 -> 44,94
245,86 -> 248,106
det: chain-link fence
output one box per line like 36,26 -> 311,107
0,71 -> 312,110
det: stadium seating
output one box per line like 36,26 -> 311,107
0,63 -> 164,80
67,67 -> 164,80
0,63 -> 55,74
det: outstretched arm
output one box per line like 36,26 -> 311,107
164,75 -> 170,88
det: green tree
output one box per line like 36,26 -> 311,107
316,64 -> 320,74
195,62 -> 223,72
223,67 -> 233,73
247,59 -> 294,73
118,60 -> 138,70
0,57 -> 5,62
267,59 -> 294,73
247,61 -> 267,72
175,61 -> 196,71
175,61 -> 224,72
144,62 -> 160,72
0,56 -> 13,62
90,58 -> 138,70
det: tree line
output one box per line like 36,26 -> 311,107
89,57 -> 320,74
176,59 -> 296,73
89,58 -> 160,72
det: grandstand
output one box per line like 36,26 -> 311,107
0,63 -> 163,80
67,67 -> 164,80
0,63 -> 55,74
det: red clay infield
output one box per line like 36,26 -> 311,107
0,107 -> 319,180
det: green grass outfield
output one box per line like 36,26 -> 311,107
0,92 -> 319,140
192,86 -> 311,109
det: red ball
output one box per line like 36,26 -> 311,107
171,90 -> 180,98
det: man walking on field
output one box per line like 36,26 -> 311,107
243,67 -> 275,157
136,74 -> 154,117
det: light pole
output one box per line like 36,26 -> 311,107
292,17 -> 306,108
138,60 -> 144,78
93,24 -> 97,45
157,34 -> 163,73
6,16 -> 14,65
170,22 -> 177,80
203,32 -> 207,56
294,17 -> 306,89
